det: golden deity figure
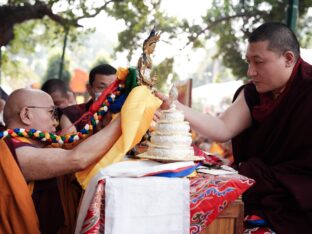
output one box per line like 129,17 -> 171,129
137,29 -> 161,89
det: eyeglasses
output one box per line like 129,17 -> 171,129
26,106 -> 58,120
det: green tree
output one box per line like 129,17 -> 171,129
105,0 -> 180,61
91,54 -> 111,69
179,0 -> 312,79
43,53 -> 71,83
152,57 -> 178,92
1,0 -> 311,85
0,0 -> 179,88
0,0 -> 122,85
0,0 -> 179,59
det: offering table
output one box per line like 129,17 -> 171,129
76,169 -> 253,234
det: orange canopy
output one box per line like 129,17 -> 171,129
70,69 -> 88,94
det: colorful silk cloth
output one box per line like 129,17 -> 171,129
76,86 -> 162,189
77,173 -> 254,234
244,227 -> 276,234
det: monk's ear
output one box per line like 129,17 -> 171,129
19,107 -> 32,125
284,51 -> 295,67
86,83 -> 92,96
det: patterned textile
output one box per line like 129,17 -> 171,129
189,173 -> 254,234
193,144 -> 224,167
243,215 -> 276,234
80,180 -> 106,234
80,173 -> 254,234
244,227 -> 276,234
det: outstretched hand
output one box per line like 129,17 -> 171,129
153,92 -> 170,122
154,91 -> 171,110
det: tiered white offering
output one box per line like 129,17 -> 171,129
139,85 -> 203,161
146,107 -> 195,160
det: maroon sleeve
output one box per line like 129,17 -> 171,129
233,82 -> 259,112
4,138 -> 34,168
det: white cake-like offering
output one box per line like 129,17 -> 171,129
146,108 -> 195,159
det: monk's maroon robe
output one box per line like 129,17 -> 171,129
232,58 -> 312,234
61,99 -> 93,131
4,138 -> 82,234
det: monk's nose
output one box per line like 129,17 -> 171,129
247,65 -> 257,77
53,117 -> 58,127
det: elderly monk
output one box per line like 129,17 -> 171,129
0,88 -> 121,234
156,22 -> 312,233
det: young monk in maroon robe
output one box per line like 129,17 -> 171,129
156,22 -> 312,233
60,64 -> 116,133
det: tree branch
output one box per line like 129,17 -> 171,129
0,0 -> 78,46
182,11 -> 267,49
75,0 -> 123,21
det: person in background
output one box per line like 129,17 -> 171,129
0,87 -> 9,129
41,78 -> 76,108
67,89 -> 77,105
0,88 -> 121,234
156,22 -> 312,233
60,64 -> 117,133
0,98 -> 6,128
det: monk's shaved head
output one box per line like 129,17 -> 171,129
4,88 -> 53,127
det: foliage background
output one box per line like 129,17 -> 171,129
0,0 -> 311,92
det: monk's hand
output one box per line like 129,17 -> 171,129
98,111 -> 113,130
153,109 -> 162,122
154,92 -> 171,110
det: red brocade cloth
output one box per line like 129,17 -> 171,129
244,227 -> 275,234
79,173 -> 254,234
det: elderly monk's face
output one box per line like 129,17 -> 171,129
245,40 -> 293,94
22,91 -> 58,133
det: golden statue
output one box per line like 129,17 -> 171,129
137,29 -> 161,89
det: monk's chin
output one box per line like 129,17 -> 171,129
254,84 -> 270,94
254,86 -> 266,93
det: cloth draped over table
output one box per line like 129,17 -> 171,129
75,173 -> 254,234
75,84 -> 162,189
105,177 -> 190,234
75,160 -> 198,234
0,139 -> 40,234
232,59 -> 312,233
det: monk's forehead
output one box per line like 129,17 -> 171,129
16,89 -> 54,106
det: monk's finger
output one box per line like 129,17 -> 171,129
153,109 -> 162,122
155,92 -> 168,101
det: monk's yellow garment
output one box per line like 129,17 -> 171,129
0,139 -> 40,234
9,137 -> 35,193
2,137 -> 81,234
76,86 -> 162,189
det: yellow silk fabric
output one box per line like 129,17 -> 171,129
116,67 -> 129,80
75,86 -> 162,189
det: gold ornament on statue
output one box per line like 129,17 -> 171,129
137,29 -> 161,89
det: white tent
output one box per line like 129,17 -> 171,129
301,48 -> 312,64
192,80 -> 243,114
